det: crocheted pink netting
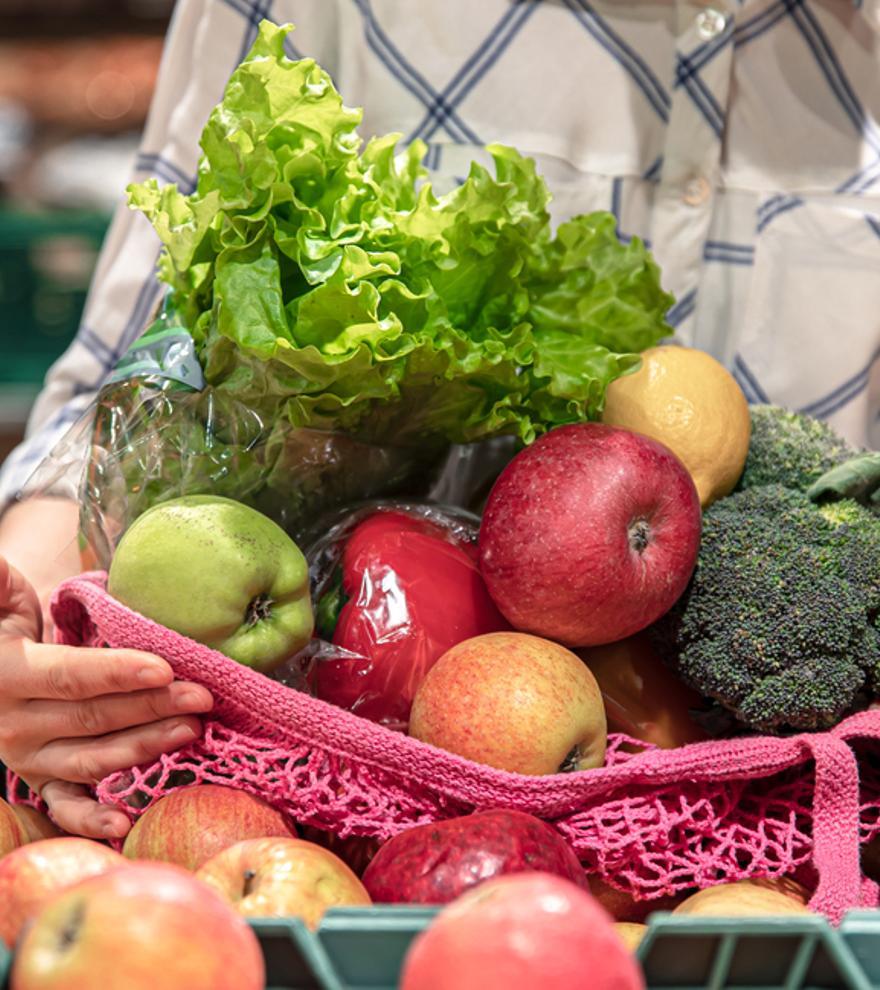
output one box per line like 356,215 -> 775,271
12,573 -> 880,923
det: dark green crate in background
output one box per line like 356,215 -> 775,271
0,208 -> 110,389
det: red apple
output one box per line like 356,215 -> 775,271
0,837 -> 125,947
408,632 -> 607,774
299,825 -> 380,876
122,784 -> 296,870
11,806 -> 64,844
196,837 -> 371,929
578,634 -> 708,749
362,810 -> 587,904
0,797 -> 27,858
399,871 -> 645,990
11,862 -> 264,990
586,875 -> 687,922
479,422 -> 702,646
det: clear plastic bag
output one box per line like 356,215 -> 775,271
78,381 -> 451,570
18,295 -> 521,571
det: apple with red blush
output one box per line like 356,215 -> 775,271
479,423 -> 702,646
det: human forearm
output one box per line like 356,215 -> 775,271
0,497 -> 82,621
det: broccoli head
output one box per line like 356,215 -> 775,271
651,483 -> 880,733
737,405 -> 858,493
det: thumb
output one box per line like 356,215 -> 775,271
0,556 -> 44,642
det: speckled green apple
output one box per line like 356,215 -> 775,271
107,496 -> 313,672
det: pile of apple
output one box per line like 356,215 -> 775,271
106,422 -> 706,776
0,779 -> 820,990
0,783 -> 366,989
9,418 -> 802,987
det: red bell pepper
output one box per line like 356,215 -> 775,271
315,509 -> 510,731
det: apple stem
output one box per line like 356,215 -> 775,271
559,747 -> 580,773
245,594 -> 274,627
242,869 -> 257,898
58,899 -> 86,952
628,519 -> 651,554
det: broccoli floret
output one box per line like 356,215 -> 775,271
651,484 -> 880,734
737,405 -> 858,493
813,499 -> 880,612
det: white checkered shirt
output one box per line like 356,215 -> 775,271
3,0 -> 880,503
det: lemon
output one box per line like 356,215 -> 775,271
601,345 -> 750,506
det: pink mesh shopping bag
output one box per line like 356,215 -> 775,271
12,572 -> 880,923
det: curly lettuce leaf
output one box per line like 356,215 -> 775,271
128,20 -> 674,449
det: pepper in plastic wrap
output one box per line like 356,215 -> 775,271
311,504 -> 510,732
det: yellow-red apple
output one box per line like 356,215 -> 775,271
11,862 -> 264,990
0,797 -> 27,858
0,837 -> 124,947
578,633 -> 708,749
122,784 -> 295,871
673,877 -> 812,916
11,806 -> 64,844
196,837 -> 371,929
408,632 -> 607,774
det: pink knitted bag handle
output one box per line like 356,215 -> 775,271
13,573 -> 877,923
802,732 -> 869,919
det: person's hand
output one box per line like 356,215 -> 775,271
0,556 -> 213,839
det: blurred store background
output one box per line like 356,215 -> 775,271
0,0 -> 172,464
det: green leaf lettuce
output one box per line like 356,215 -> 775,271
127,20 -> 674,452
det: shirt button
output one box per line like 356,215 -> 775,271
683,176 -> 711,206
695,7 -> 728,40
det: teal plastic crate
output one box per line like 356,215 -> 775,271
0,937 -> 8,988
254,906 -> 440,990
248,907 -> 880,990
638,913 -> 874,990
252,916 -> 343,990
3,907 -> 879,988
840,912 -> 880,987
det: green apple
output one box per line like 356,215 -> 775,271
108,495 -> 313,672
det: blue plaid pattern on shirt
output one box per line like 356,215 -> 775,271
3,0 -> 880,504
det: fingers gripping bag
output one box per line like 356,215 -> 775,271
13,20 -> 880,925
